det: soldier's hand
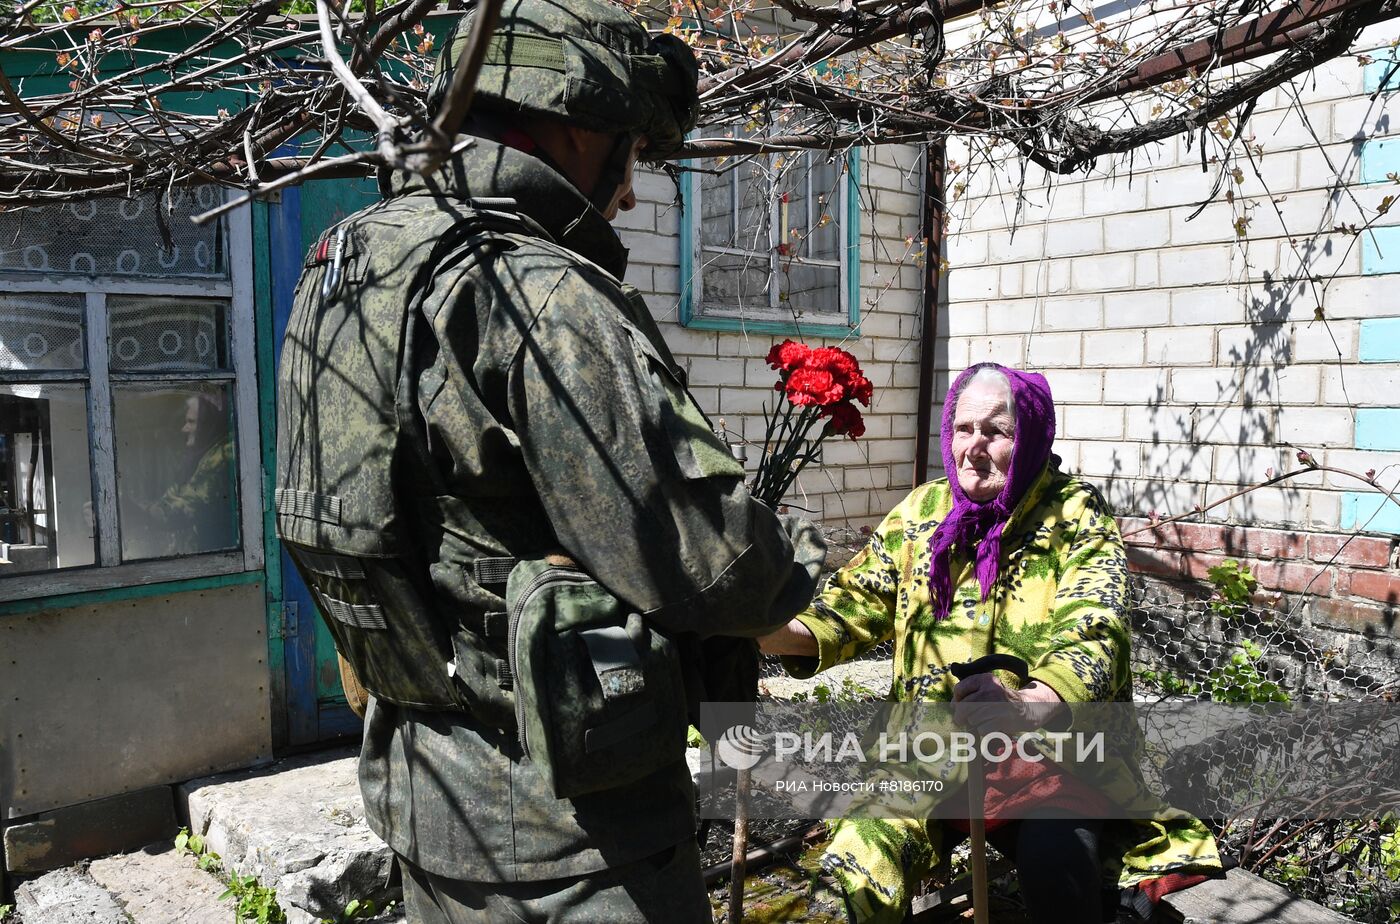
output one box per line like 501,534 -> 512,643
777,513 -> 826,578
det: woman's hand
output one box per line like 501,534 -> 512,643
952,673 -> 1066,734
757,618 -> 818,657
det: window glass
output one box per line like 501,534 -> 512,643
108,297 -> 230,373
0,294 -> 86,372
690,135 -> 855,328
782,260 -> 841,313
0,188 -> 227,278
699,168 -> 736,248
113,382 -> 239,561
0,383 -> 95,575
801,157 -> 843,262
702,250 -> 772,312
0,186 -> 246,592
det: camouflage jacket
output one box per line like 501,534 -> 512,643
290,140 -> 823,882
133,438 -> 235,556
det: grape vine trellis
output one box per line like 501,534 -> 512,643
1,0 -> 1399,212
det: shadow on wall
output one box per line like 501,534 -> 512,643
1112,99 -> 1392,527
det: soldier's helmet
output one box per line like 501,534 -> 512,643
427,0 -> 700,158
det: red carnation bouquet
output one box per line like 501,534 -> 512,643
752,340 -> 872,506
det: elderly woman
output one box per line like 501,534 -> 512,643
759,362 -> 1221,924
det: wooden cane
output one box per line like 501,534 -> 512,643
728,765 -> 750,924
950,654 -> 1032,924
967,753 -> 990,924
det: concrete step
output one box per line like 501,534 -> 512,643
14,867 -> 130,924
178,746 -> 401,924
87,844 -> 232,924
17,746 -> 404,924
15,838 -> 404,924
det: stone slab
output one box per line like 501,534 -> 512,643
4,788 -> 177,875
1162,867 -> 1355,924
87,844 -> 231,924
177,747 -> 396,924
14,868 -> 129,924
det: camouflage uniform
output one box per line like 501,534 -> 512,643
276,2 -> 824,919
132,437 -> 236,556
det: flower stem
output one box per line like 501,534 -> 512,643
772,425 -> 831,502
757,397 -> 802,503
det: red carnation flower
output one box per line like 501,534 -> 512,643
766,339 -> 811,373
751,340 -> 873,507
849,373 -> 873,406
785,367 -> 843,406
822,401 -> 865,438
808,346 -> 859,379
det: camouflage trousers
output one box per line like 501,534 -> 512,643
400,838 -> 711,923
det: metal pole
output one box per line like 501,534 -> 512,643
914,137 -> 947,486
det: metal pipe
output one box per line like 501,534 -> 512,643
1085,0 -> 1377,104
914,138 -> 947,486
703,823 -> 827,887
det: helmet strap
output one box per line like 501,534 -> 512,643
587,132 -> 638,215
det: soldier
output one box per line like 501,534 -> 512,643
275,1 -> 825,921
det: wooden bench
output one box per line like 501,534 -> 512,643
911,865 -> 1354,922
1160,867 -> 1355,924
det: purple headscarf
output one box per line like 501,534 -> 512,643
927,363 -> 1056,622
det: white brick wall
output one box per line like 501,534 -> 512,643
611,37 -> 1400,540
939,40 -> 1400,533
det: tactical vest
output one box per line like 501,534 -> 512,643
276,196 -> 537,725
275,197 -> 696,796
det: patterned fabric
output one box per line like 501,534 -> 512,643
784,462 -> 1223,924
399,839 -> 712,924
428,0 -> 699,157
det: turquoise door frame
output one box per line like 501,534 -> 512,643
265,173 -> 381,747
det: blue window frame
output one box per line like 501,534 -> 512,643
680,143 -> 861,337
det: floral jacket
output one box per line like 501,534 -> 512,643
784,462 -> 1222,923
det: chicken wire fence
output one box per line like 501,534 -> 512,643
755,558 -> 1400,923
1128,576 -> 1400,923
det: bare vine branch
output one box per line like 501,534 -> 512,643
0,0 -> 1394,206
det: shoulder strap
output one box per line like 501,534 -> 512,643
395,205 -> 539,498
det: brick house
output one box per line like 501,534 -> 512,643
3,6 -> 1398,889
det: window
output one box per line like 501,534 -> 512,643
680,136 -> 861,336
0,188 -> 261,600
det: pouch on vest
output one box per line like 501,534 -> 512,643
506,556 -> 689,799
284,544 -> 469,711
